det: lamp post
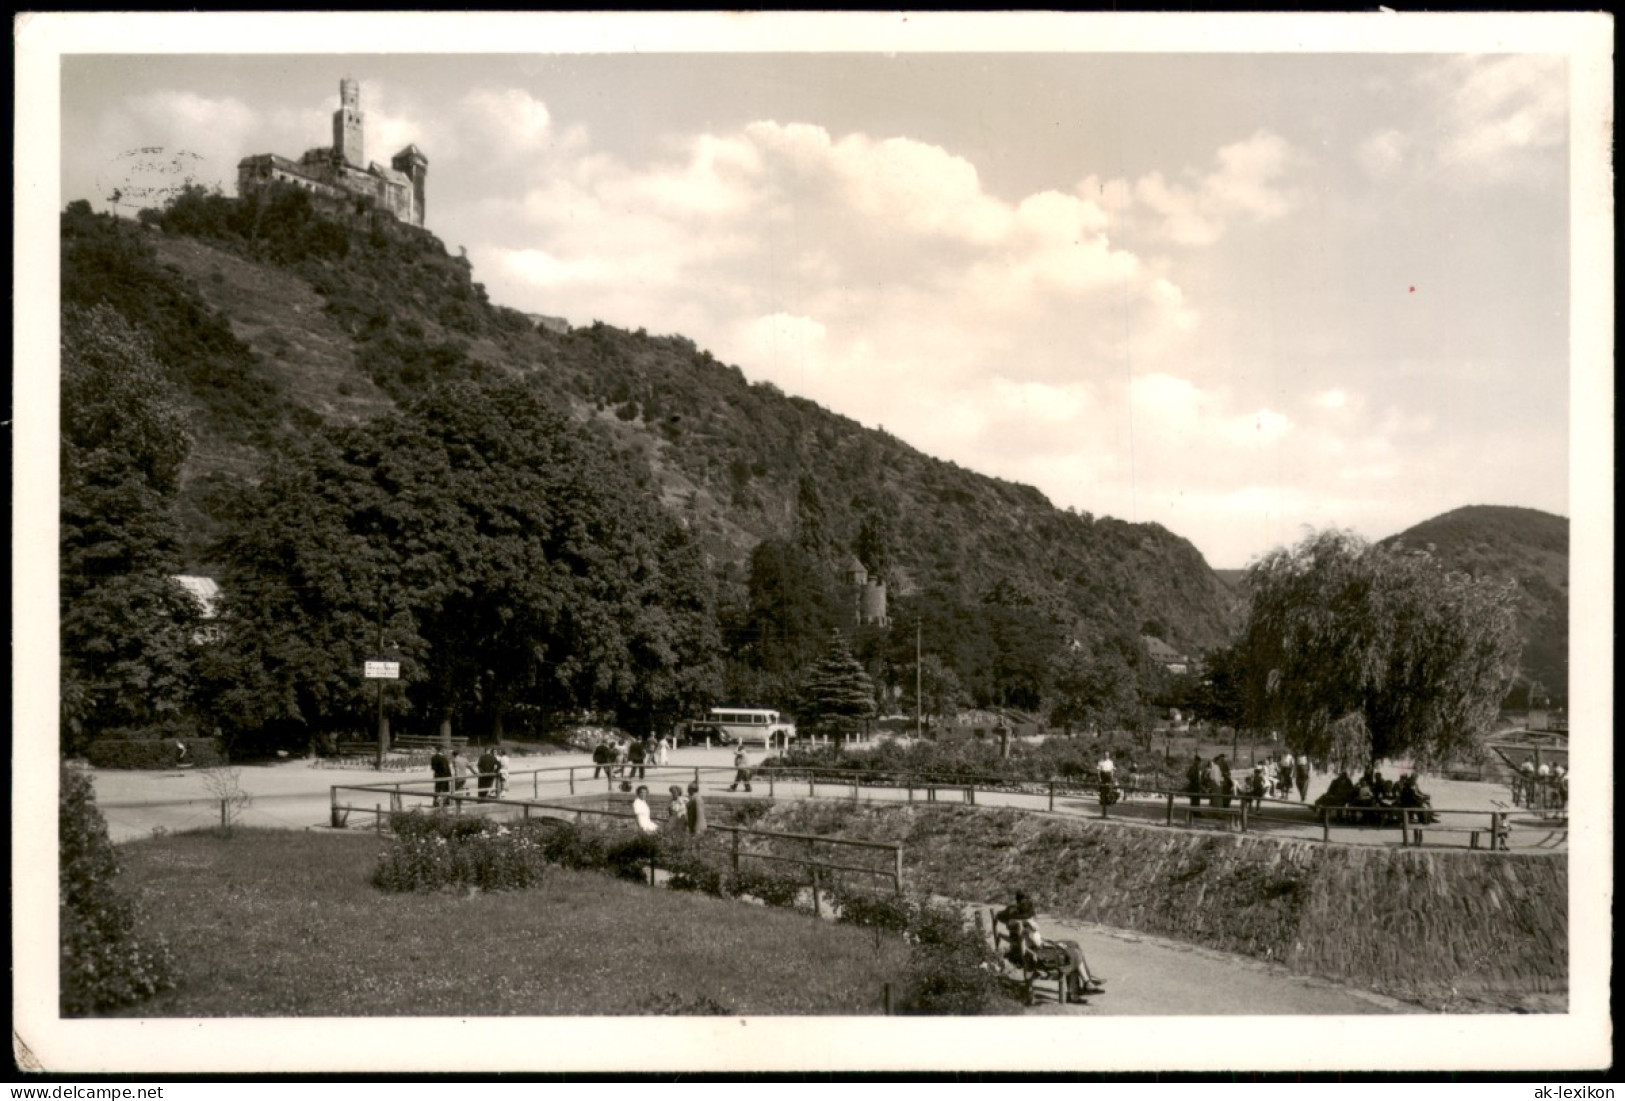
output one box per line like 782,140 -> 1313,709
915,617 -> 923,741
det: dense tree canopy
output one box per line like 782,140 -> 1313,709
198,381 -> 722,753
60,305 -> 200,746
1238,529 -> 1522,771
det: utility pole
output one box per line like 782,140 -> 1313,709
915,617 -> 922,741
375,574 -> 386,771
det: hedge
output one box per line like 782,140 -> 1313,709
86,737 -> 225,770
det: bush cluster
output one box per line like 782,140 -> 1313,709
59,767 -> 177,1015
765,735 -> 1169,790
373,811 -> 547,893
828,886 -> 1013,1014
85,736 -> 225,770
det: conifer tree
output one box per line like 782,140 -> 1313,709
799,631 -> 877,737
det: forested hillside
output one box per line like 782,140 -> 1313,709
1381,506 -> 1569,705
60,188 -> 1243,750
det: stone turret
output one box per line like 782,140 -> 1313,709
333,77 -> 364,167
392,144 -> 428,227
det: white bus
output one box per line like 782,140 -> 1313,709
687,708 -> 796,750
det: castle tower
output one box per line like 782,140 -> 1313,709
333,77 -> 364,167
391,144 -> 428,227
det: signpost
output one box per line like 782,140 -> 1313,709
364,659 -> 397,770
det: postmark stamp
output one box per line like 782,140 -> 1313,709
97,146 -> 213,213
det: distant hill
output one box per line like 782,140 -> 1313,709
1380,505 -> 1569,704
61,192 -> 1243,662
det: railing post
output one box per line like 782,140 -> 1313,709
731,828 -> 741,886
1049,780 -> 1055,813
221,799 -> 228,830
1321,806 -> 1331,844
852,774 -> 860,803
893,844 -> 904,895
568,767 -> 575,796
1239,800 -> 1247,832
1165,792 -> 1174,826
810,772 -> 816,798
907,776 -> 914,803
331,786 -> 342,829
769,770 -> 776,798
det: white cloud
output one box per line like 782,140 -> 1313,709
1081,130 -> 1302,248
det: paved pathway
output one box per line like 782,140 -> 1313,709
89,746 -> 1567,856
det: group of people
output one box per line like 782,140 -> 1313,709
1511,757 -> 1568,811
428,745 -> 509,807
630,782 -> 709,836
591,734 -> 675,783
1181,751 -> 1311,808
1314,769 -> 1436,824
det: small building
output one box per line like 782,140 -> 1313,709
1141,635 -> 1191,675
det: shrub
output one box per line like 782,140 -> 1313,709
525,819 -> 610,871
732,867 -> 805,909
638,991 -> 737,1016
60,766 -> 176,1014
85,736 -> 225,770
606,833 -> 663,883
832,888 -> 914,935
373,814 -> 547,893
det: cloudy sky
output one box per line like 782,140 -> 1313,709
56,27 -> 1580,568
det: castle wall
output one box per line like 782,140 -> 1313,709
238,80 -> 425,229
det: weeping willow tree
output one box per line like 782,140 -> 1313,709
1239,529 -> 1521,771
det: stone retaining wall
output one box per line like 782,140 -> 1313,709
755,802 -> 1565,1009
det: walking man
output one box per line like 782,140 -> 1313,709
728,746 -> 753,792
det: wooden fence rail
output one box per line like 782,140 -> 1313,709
331,763 -> 1528,854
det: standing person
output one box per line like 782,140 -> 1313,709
1216,755 -> 1234,809
666,784 -> 689,825
592,739 -> 613,780
686,781 -> 708,835
632,786 -> 659,834
476,745 -> 500,799
629,736 -> 648,781
492,747 -> 509,798
1185,754 -> 1205,807
430,745 -> 452,808
656,734 -> 670,768
728,745 -> 753,792
614,739 -> 630,779
451,749 -> 472,797
1294,756 -> 1311,802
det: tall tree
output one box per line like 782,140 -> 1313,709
60,305 -> 200,748
200,381 -> 721,753
1239,529 -> 1521,770
798,632 -> 878,737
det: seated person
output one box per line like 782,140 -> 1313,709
1316,771 -> 1355,808
1013,917 -> 1106,1003
1396,773 -> 1438,824
994,890 -> 1037,966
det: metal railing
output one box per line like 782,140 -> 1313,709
329,778 -> 906,905
329,762 -> 1539,854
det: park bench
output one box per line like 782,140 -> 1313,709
1177,805 -> 1244,831
393,735 -> 469,751
1404,811 -> 1508,851
984,909 -> 1092,1007
922,784 -> 975,804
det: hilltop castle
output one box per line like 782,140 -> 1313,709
237,78 -> 426,228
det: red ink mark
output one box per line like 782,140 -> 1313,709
1409,286 -> 1416,293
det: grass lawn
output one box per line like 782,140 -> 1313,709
110,828 -> 910,1016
